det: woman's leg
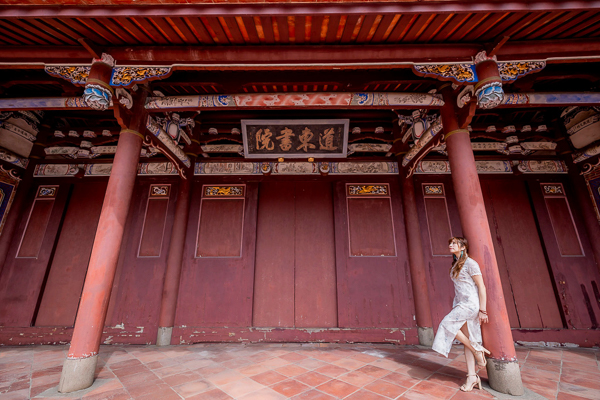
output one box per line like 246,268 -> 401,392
455,324 -> 486,366
457,324 -> 478,389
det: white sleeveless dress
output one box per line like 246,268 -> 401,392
432,257 -> 485,357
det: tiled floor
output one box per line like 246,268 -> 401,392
1,343 -> 599,400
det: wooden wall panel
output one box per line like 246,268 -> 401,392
347,198 -> 396,256
294,182 -> 337,328
414,176 -> 462,330
423,196 -> 453,256
334,180 -> 415,329
253,182 -> 295,327
138,194 -> 169,257
17,198 -> 54,258
530,181 -> 600,329
197,199 -> 244,257
0,184 -> 68,327
35,182 -> 107,327
482,179 -> 563,329
105,180 -> 177,342
175,183 -> 258,328
545,197 -> 584,256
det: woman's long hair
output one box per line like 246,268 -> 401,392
449,237 -> 468,279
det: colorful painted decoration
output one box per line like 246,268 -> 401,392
203,186 -> 245,197
476,81 -> 504,109
541,184 -> 564,195
498,61 -> 546,82
150,185 -> 170,197
414,160 -> 513,174
347,185 -> 389,196
37,186 -> 57,198
146,116 -> 192,168
413,64 -> 476,82
424,185 -> 444,195
0,148 -> 28,169
111,67 -> 171,86
517,160 -> 568,174
83,84 -> 112,111
44,66 -> 90,85
0,169 -> 18,236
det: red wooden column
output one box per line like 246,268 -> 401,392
440,85 -> 524,395
401,175 -> 434,345
58,91 -> 146,391
156,162 -> 194,345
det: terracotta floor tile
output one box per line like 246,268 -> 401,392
135,386 -> 182,400
450,390 -> 494,399
220,377 -> 266,398
557,391 -> 597,400
295,358 -> 329,370
395,364 -> 434,380
371,358 -> 406,371
270,379 -> 311,397
82,388 -> 132,400
187,388 -> 233,400
291,389 -> 337,400
427,372 -> 466,389
337,370 -> 378,387
173,379 -> 213,397
356,365 -> 391,378
311,353 -> 345,363
196,365 -> 228,377
162,370 -> 203,387
559,382 -> 600,400
295,371 -> 332,387
125,382 -> 168,398
258,357 -> 292,370
316,379 -> 359,398
279,352 -> 309,363
412,380 -> 457,400
365,379 -> 408,398
345,389 -> 390,400
275,364 -> 310,377
205,370 -> 246,386
402,389 -> 447,400
154,364 -> 189,378
314,364 -> 350,378
348,353 -> 380,363
236,363 -> 270,376
250,370 -> 287,386
381,371 -> 421,388
237,387 -> 288,400
331,357 -> 367,371
81,379 -> 124,398
560,374 -> 600,390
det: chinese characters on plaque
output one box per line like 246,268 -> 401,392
242,119 -> 349,158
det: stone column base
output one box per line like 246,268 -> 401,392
156,326 -> 173,346
58,354 -> 98,393
486,358 -> 524,395
417,327 -> 434,347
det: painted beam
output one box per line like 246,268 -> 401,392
2,39 -> 600,66
2,1 -> 600,18
0,97 -> 90,110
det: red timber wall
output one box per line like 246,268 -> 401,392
414,174 -> 600,347
0,172 -> 599,347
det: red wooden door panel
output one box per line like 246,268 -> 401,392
35,181 -> 107,327
175,183 -> 258,327
334,181 -> 415,329
482,179 -> 563,329
530,181 -> 600,329
0,183 -> 69,326
253,181 -> 337,328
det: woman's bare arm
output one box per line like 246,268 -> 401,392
472,274 -> 488,324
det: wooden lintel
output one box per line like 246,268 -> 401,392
2,39 -> 600,67
77,38 -> 101,59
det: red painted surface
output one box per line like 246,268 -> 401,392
294,181 -> 337,328
481,179 -> 563,329
0,183 -> 68,326
253,181 -> 295,327
35,182 -> 107,327
67,130 -> 143,359
347,197 -> 396,256
528,180 -> 600,329
16,197 -> 54,258
401,176 -> 433,329
197,198 -> 245,257
158,174 -> 192,329
334,180 -> 415,329
138,196 -> 169,257
174,182 -> 258,329
105,180 -> 176,337
442,85 -> 517,362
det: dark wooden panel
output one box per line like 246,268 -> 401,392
139,198 -> 169,257
174,182 -> 258,328
35,182 -> 106,327
545,198 -> 584,256
483,179 -> 563,329
197,199 -> 244,257
253,182 -> 295,327
335,180 -> 414,329
294,182 -> 337,328
347,198 -> 395,257
0,184 -> 68,326
17,199 -> 54,258
423,197 -> 452,256
105,181 -> 176,339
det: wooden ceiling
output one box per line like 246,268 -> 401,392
0,9 -> 599,47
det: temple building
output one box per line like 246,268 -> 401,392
0,0 -> 600,395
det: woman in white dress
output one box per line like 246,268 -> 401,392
432,237 -> 490,392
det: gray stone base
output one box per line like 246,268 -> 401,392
486,358 -> 524,396
58,354 -> 98,393
156,326 -> 173,346
417,327 -> 434,347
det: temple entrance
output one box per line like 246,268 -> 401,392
253,181 -> 337,328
